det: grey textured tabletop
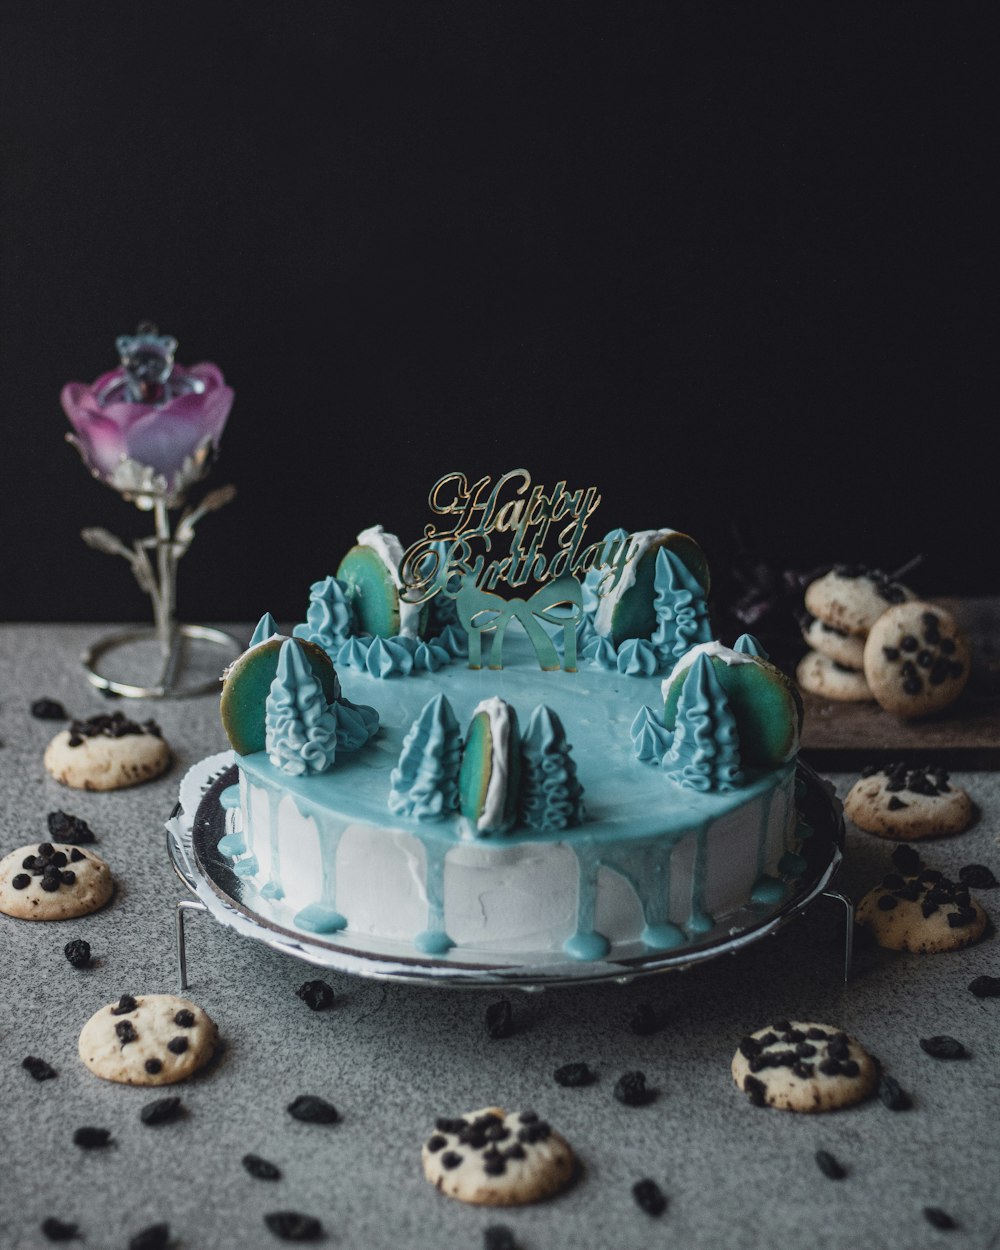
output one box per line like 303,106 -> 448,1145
2,624 -> 999,1250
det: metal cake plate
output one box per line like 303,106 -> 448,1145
166,752 -> 849,991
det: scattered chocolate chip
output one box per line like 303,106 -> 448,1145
815,1150 -> 846,1180
295,979 -> 336,1011
920,1036 -> 967,1060
47,811 -> 96,844
40,876 -> 60,892
877,1073 -> 911,1110
632,1177 -> 667,1215
112,994 -> 138,1016
287,1094 -> 339,1124
923,1207 -> 957,1231
628,1002 -> 660,1035
426,1134 -> 447,1153
947,907 -> 977,928
59,870 -> 76,886
614,1070 -> 653,1106
23,1055 -> 56,1081
70,848 -> 86,862
166,1036 -> 188,1055
140,1096 -> 183,1126
243,1153 -> 282,1180
743,1074 -> 767,1106
959,864 -> 998,890
129,1224 -> 170,1250
32,698 -> 67,720
903,676 -> 923,695
877,894 -> 899,911
969,975 -> 1000,999
485,998 -> 513,1039
145,1058 -> 163,1075
881,646 -> 900,661
174,1008 -> 196,1028
73,1126 -> 112,1149
900,635 -> 918,652
40,1217 -> 80,1242
63,938 -> 92,968
435,1117 -> 466,1134
554,1061 -> 595,1087
887,797 -> 907,811
441,1151 -> 463,1170
115,1020 -> 138,1046
263,1212 -> 323,1242
11,872 -> 30,889
483,1227 -> 518,1250
892,844 -> 923,874
483,1155 -> 507,1176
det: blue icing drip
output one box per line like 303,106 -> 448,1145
249,612 -> 279,647
292,575 -> 354,656
217,832 -> 246,857
336,636 -> 372,670
662,653 -> 744,793
294,903 -> 347,934
687,823 -> 714,934
630,706 -> 672,765
600,844 -> 686,951
219,784 -> 241,809
651,546 -> 712,666
233,856 -> 259,878
519,705 -> 584,832
751,875 -> 787,904
616,637 -> 659,677
733,632 -> 769,660
389,694 -> 462,822
414,838 -> 454,954
261,788 -> 284,899
778,850 -> 807,875
642,922 -> 686,950
755,788 -> 777,879
265,639 -> 339,775
564,843 -> 612,961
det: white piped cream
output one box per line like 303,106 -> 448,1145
357,524 -> 422,637
476,696 -> 512,834
593,528 -> 676,637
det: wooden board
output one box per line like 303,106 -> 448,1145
797,597 -> 1000,770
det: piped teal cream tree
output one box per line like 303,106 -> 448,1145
519,704 -> 585,831
651,546 -> 713,667
265,639 -> 340,775
662,652 -> 743,792
388,694 -> 463,821
293,576 -> 354,658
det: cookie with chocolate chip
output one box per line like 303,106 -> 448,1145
796,651 -> 874,702
800,616 -> 867,670
856,854 -> 987,953
0,842 -> 112,921
863,603 -> 970,719
844,763 -> 973,840
44,713 -> 171,791
79,994 -> 218,1086
804,566 -> 914,637
422,1107 -> 575,1205
731,1020 -> 877,1112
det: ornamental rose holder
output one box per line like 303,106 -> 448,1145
63,326 -> 243,698
78,488 -> 243,698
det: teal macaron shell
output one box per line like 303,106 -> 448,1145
662,648 -> 803,768
458,704 -> 522,833
220,636 -> 340,756
609,531 -> 710,647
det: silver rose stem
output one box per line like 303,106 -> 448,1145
153,497 -> 182,690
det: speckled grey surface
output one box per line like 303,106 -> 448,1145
2,624 -> 999,1250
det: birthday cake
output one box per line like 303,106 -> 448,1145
199,470 -> 811,965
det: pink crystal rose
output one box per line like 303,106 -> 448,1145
61,344 -> 234,507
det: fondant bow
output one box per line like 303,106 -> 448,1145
456,575 -> 584,671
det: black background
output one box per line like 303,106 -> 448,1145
1,3 -> 994,626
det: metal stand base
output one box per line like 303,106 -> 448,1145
175,899 -> 208,991
82,624 -> 242,699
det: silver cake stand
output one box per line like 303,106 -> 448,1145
166,753 -> 852,992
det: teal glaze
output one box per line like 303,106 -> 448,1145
413,837 -> 454,954
687,823 -> 714,933
563,930 -> 612,960
220,784 -> 241,809
294,903 -> 347,934
778,850 -> 807,875
234,631 -> 797,958
754,787 -> 778,880
233,855 -> 259,878
217,832 -> 246,857
262,794 -> 284,900
751,875 -> 787,904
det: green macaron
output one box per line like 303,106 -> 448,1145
608,530 -> 711,647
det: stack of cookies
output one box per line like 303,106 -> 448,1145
796,566 -> 971,718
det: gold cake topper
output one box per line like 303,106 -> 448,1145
399,470 -> 635,672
